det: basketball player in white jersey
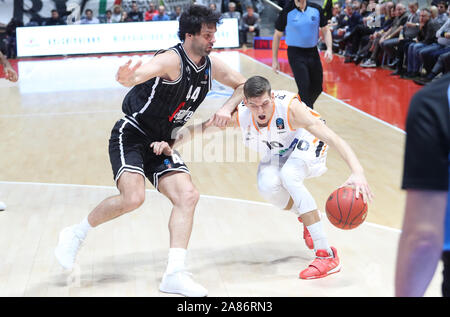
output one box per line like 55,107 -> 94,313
154,76 -> 373,279
0,51 -> 18,211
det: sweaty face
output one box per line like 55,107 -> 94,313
191,24 -> 217,56
244,92 -> 274,127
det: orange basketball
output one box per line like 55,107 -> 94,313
325,186 -> 368,230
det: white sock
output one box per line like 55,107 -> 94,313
73,216 -> 92,240
306,221 -> 332,256
166,248 -> 187,274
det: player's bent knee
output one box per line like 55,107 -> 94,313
257,175 -> 290,210
257,177 -> 282,196
122,191 -> 145,212
257,167 -> 282,196
174,187 -> 200,208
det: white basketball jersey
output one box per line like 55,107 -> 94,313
237,90 -> 327,160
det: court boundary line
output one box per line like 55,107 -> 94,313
0,180 -> 401,233
239,52 -> 406,134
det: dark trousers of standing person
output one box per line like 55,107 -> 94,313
287,46 -> 323,109
443,251 -> 450,297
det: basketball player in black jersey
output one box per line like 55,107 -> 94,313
54,5 -> 246,297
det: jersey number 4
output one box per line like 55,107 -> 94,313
186,85 -> 201,102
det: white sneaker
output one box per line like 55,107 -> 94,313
0,201 -> 6,211
159,270 -> 208,297
54,226 -> 83,270
360,59 -> 376,68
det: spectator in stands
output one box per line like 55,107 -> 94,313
81,9 -> 100,24
402,9 -> 440,79
223,0 -> 244,14
103,10 -> 113,23
419,16 -> 450,79
336,4 -> 363,62
431,5 -> 439,20
346,3 -> 386,64
359,1 -> 371,18
333,4 -> 360,54
360,3 -> 407,68
245,0 -> 264,13
45,9 -> 66,26
209,3 -> 219,13
240,5 -> 260,46
356,1 -> 393,58
152,5 -> 170,21
128,1 -> 144,22
436,1 -> 449,25
381,2 -> 419,70
331,3 -> 349,41
389,2 -> 420,75
329,3 -> 344,31
120,11 -> 132,22
224,2 -> 242,23
111,5 -> 123,23
145,2 -> 158,21
169,6 -> 182,21
415,50 -> 450,84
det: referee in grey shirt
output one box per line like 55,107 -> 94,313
272,0 -> 333,109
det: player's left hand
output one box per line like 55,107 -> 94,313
150,141 -> 173,156
209,107 -> 231,128
116,59 -> 142,87
340,172 -> 374,204
324,50 -> 333,63
5,67 -> 18,82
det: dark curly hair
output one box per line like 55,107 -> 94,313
178,4 -> 222,41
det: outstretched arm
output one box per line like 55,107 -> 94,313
150,110 -> 240,155
288,98 -> 373,203
116,50 -> 180,87
210,55 -> 246,127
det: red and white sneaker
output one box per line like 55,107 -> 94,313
298,217 -> 314,250
299,246 -> 341,280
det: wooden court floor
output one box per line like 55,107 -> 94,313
0,51 -> 443,296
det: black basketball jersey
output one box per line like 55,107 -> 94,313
122,43 -> 212,141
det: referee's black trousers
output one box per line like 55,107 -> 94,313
287,46 -> 323,109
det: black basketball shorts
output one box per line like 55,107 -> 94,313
108,118 -> 189,189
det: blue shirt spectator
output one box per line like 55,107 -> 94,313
152,5 -> 170,21
80,9 -> 100,24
